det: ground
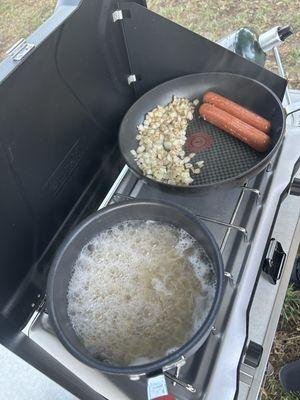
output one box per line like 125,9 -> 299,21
0,1 -> 300,399
0,0 -> 56,60
147,0 -> 300,88
261,285 -> 300,400
3,0 -> 299,88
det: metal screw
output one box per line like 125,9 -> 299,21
129,374 -> 143,381
224,271 -> 234,280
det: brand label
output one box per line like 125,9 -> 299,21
147,375 -> 168,400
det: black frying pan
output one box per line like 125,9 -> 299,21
119,72 -> 300,192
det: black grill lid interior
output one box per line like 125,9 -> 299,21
0,0 -> 286,330
120,2 -> 286,100
0,0 -> 145,328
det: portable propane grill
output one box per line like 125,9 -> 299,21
0,1 -> 299,400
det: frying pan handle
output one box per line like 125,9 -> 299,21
285,102 -> 300,116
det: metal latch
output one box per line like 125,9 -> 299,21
6,38 -> 35,62
263,238 -> 286,284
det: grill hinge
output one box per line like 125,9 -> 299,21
112,10 -> 124,22
112,9 -> 131,22
6,38 -> 35,62
127,74 -> 137,85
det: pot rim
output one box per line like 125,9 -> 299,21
47,199 -> 224,375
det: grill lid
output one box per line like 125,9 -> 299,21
0,0 -> 286,330
0,0 -> 144,328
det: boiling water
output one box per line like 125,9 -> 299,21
67,221 -> 216,366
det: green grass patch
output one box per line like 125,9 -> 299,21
1,1 -> 299,88
148,0 -> 300,88
261,285 -> 300,399
0,0 -> 56,60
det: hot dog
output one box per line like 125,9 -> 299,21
203,91 -> 271,133
199,103 -> 270,153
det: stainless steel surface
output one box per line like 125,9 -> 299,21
99,165 -> 129,209
273,47 -> 287,79
224,271 -> 234,282
162,358 -> 190,394
28,315 -> 133,400
25,118 -> 300,399
196,215 -> 247,238
219,186 -> 249,253
162,355 -> 186,372
241,196 -> 300,399
6,38 -> 35,61
55,0 -> 81,10
288,90 -> 300,127
217,31 -> 237,51
204,124 -> 300,400
273,47 -> 293,109
274,47 -> 300,126
285,101 -> 300,116
258,26 -> 281,52
6,38 -> 26,55
164,372 -> 197,393
238,91 -> 300,400
172,361 -> 183,387
22,53 -> 300,399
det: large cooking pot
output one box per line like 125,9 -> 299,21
119,72 -> 300,192
47,200 -> 224,398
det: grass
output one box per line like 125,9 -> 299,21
280,285 -> 300,328
0,0 -> 56,60
0,1 -> 299,88
262,375 -> 300,400
261,285 -> 300,400
148,0 -> 300,88
0,1 -> 300,398
1,1 -> 299,89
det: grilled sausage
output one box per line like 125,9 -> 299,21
199,103 -> 270,153
203,91 -> 271,133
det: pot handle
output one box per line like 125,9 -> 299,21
147,374 -> 175,400
285,102 -> 300,116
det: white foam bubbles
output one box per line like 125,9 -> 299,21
67,221 -> 216,366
